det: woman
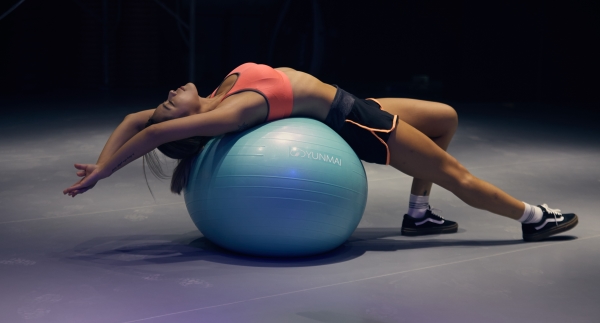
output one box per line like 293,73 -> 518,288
62,62 -> 577,241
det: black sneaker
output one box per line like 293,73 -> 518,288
522,204 -> 578,242
401,206 -> 458,236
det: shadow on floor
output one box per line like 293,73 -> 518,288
62,229 -> 577,269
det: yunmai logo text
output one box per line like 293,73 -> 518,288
289,147 -> 342,166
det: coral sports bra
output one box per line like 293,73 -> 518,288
209,63 -> 294,122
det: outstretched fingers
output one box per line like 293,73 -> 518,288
64,183 -> 91,197
64,163 -> 104,197
67,187 -> 90,197
63,179 -> 85,195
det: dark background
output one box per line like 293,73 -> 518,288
0,0 -> 598,113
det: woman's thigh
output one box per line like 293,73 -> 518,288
376,98 -> 458,138
387,117 -> 468,190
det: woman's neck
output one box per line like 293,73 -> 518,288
196,96 -> 222,114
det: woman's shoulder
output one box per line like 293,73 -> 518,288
217,91 -> 269,126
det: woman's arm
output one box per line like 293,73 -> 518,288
104,106 -> 247,174
64,110 -> 155,196
63,103 -> 251,197
63,126 -> 161,197
96,109 -> 155,165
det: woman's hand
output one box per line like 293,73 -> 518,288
63,163 -> 109,197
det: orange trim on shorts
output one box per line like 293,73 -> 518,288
344,98 -> 398,165
365,98 -> 383,107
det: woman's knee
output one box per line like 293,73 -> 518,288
440,160 -> 473,192
442,104 -> 459,132
456,171 -> 476,193
428,103 -> 458,139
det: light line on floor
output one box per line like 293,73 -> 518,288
120,233 -> 600,323
0,202 -> 184,225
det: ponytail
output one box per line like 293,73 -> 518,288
169,154 -> 197,194
142,118 -> 212,197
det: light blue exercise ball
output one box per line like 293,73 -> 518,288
183,118 -> 368,257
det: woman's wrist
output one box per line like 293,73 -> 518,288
96,163 -> 112,179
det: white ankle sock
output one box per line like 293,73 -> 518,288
519,202 -> 543,224
407,194 -> 430,219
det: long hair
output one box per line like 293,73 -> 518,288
142,118 -> 212,197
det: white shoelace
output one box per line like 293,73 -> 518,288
428,205 -> 445,219
541,203 -> 562,226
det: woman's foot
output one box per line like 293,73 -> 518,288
522,204 -> 578,242
401,206 -> 459,236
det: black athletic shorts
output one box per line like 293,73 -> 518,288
324,86 -> 398,165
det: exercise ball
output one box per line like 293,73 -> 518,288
183,118 -> 367,257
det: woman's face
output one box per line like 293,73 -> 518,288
152,83 -> 200,122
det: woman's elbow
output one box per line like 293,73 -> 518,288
144,124 -> 165,144
123,113 -> 145,132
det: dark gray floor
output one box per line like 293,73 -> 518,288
1,97 -> 599,323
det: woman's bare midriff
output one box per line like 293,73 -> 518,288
276,67 -> 337,122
